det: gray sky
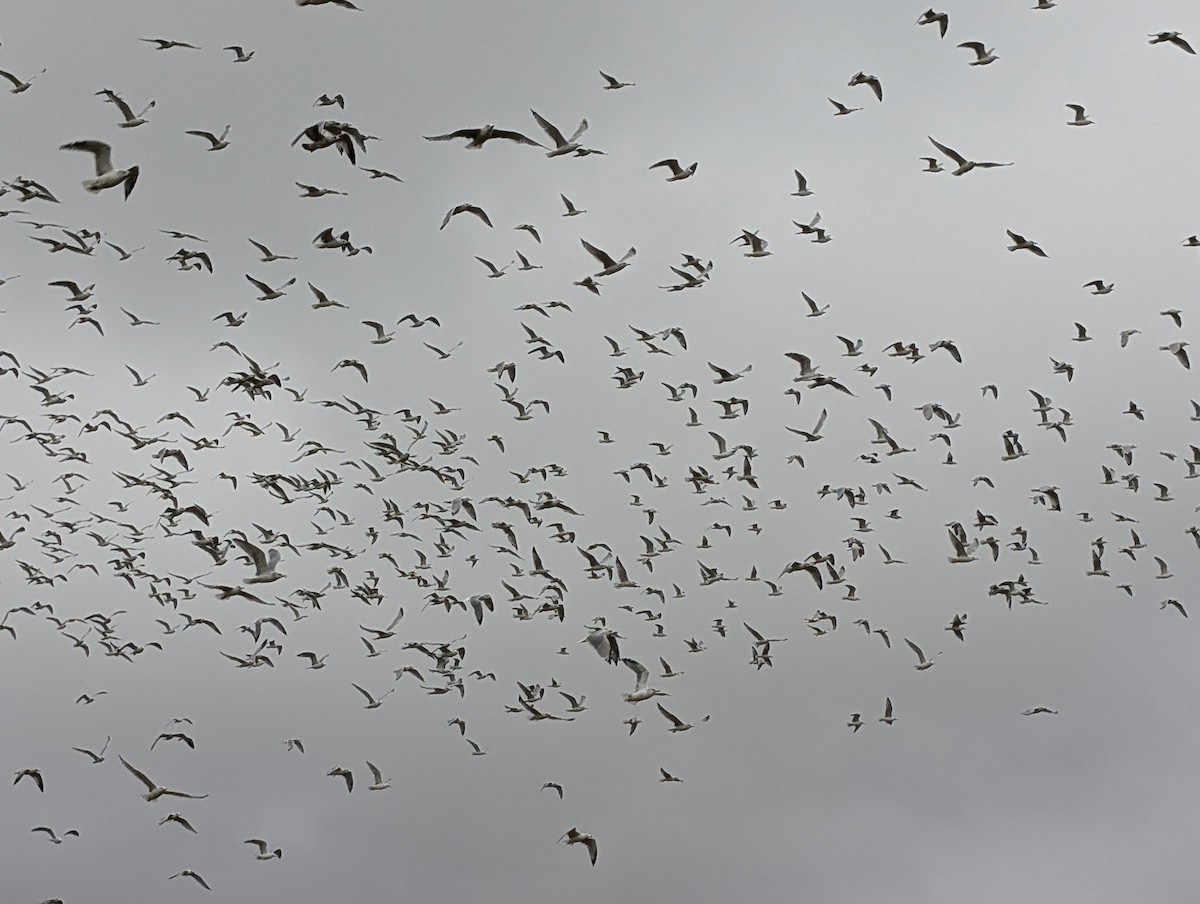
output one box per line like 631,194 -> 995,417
4,2 -> 1200,901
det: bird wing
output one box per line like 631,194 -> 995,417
905,638 -> 927,663
119,756 -> 157,792
61,140 -> 113,175
656,701 -> 684,727
623,657 -> 649,691
530,109 -> 566,147
928,136 -> 967,166
581,239 -> 615,268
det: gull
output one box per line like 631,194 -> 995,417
1083,279 -> 1112,294
245,274 -> 295,300
366,761 -> 391,790
916,9 -> 949,37
1066,104 -> 1093,126
1073,322 -> 1092,342
121,307 -> 158,325
466,739 -> 486,755
905,638 -> 936,670
880,697 -> 896,724
660,767 -> 683,782
733,229 -> 772,257
958,42 -> 998,65
248,239 -> 296,262
72,735 -> 110,763
159,811 -> 196,830
440,203 -> 492,230
360,167 -> 402,183
622,657 -> 668,703
186,125 -> 231,150
119,756 -> 208,801
328,766 -> 353,791
650,158 -> 698,181
1154,556 -> 1174,579
315,93 -> 345,107
1162,599 -> 1188,617
581,239 -> 635,277
1022,707 -> 1059,716
928,136 -> 1011,176
48,280 -> 94,301
802,292 -> 828,316
141,38 -> 200,50
657,701 -> 708,732
1161,309 -> 1183,327
424,124 -> 543,149
1160,342 -> 1190,369
297,182 -> 346,197
1006,229 -> 1048,257
245,839 -> 282,860
125,366 -> 155,387
516,250 -> 542,271
223,45 -> 255,62
560,193 -> 586,216
920,157 -> 944,172
231,537 -> 284,583
1032,0 -> 1056,7
541,782 -> 564,798
600,70 -> 634,89
169,871 -> 212,890
0,67 -> 46,93
1149,32 -> 1196,54
59,140 -> 139,198
945,614 -> 967,640
829,98 -> 861,116
848,71 -> 883,101
297,651 -> 328,669
96,89 -> 154,127
14,768 -> 44,791
297,0 -> 363,8
792,170 -> 813,196
624,718 -> 641,735
32,826 -> 78,844
559,828 -> 598,865
531,110 -> 588,156
475,256 -> 512,278
362,321 -> 394,344
847,713 -> 864,733
352,682 -> 394,709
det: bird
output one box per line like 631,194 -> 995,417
559,828 -> 598,865
829,98 -> 861,116
600,70 -> 634,89
223,45 -> 255,62
879,697 -> 896,725
958,41 -> 998,65
848,71 -> 883,101
531,110 -> 589,156
119,757 -> 208,801
905,638 -> 936,670
927,136 -> 1012,176
916,9 -> 949,37
245,275 -> 296,300
14,768 -> 44,791
245,839 -> 283,860
424,124 -> 543,149
441,204 -> 492,230
650,159 -> 699,181
96,89 -> 154,127
141,37 -> 200,50
0,67 -> 46,93
328,766 -> 353,792
366,761 -> 391,790
59,141 -> 139,198
541,782 -> 564,798
169,871 -> 212,890
1006,229 -> 1048,257
581,239 -> 636,277
1066,104 -> 1093,126
185,125 -> 232,150
1149,32 -> 1196,54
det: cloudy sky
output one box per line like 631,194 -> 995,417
3,1 -> 1200,901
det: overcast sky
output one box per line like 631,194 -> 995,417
3,2 -> 1200,902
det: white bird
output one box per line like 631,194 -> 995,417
791,170 -> 813,197
916,9 -> 949,37
1006,229 -> 1048,257
600,70 -> 634,89
905,638 -> 936,670
928,136 -> 1012,176
559,827 -> 598,864
0,67 -> 46,93
231,537 -> 284,582
650,158 -> 698,181
186,125 -> 232,150
119,756 -> 208,801
531,110 -> 588,157
366,761 -> 391,790
352,682 -> 394,709
96,89 -> 154,127
424,124 -> 542,149
245,274 -> 296,301
958,41 -> 998,65
581,239 -> 635,277
169,871 -> 212,890
245,839 -> 282,860
1149,32 -> 1196,54
1066,104 -> 1093,126
59,140 -> 139,198
31,826 -> 79,844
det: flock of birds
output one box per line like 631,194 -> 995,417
3,2 -> 1199,898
